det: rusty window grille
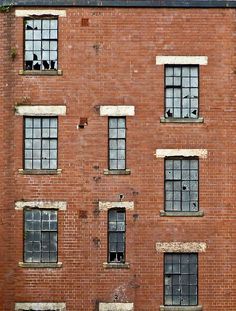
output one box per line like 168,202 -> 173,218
24,117 -> 58,170
108,117 -> 126,170
164,253 -> 198,306
165,158 -> 199,212
108,209 -> 126,263
24,18 -> 58,71
24,209 -> 58,263
165,65 -> 199,119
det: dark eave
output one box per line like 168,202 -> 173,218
1,0 -> 236,8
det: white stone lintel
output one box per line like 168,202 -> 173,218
15,303 -> 66,311
15,9 -> 67,17
99,303 -> 134,311
15,201 -> 67,211
100,106 -> 135,116
156,56 -> 208,65
15,105 -> 66,116
155,149 -> 207,159
156,242 -> 207,253
99,201 -> 134,211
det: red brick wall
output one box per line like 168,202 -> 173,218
0,6 -> 235,310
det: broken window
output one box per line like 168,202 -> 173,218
165,158 -> 199,212
24,209 -> 58,263
108,209 -> 126,263
108,117 -> 126,170
24,18 -> 58,71
24,117 -> 58,170
165,65 -> 199,118
164,253 -> 198,306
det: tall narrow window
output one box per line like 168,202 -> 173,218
165,65 -> 199,119
24,209 -> 58,263
24,117 -> 58,170
164,253 -> 198,306
108,117 -> 126,170
24,18 -> 58,71
108,209 -> 126,263
165,158 -> 199,212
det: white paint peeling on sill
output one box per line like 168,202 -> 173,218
15,201 -> 67,211
98,201 -> 134,211
15,302 -> 66,311
155,149 -> 208,159
156,56 -> 208,65
100,106 -> 135,116
99,302 -> 134,311
15,10 -> 67,17
156,242 -> 207,253
15,105 -> 66,116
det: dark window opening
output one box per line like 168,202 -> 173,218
108,209 -> 126,263
108,117 -> 126,170
165,158 -> 199,212
165,65 -> 199,119
24,209 -> 58,263
24,117 -> 58,170
164,253 -> 198,306
24,18 -> 58,71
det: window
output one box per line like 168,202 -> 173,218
24,117 -> 58,170
24,209 -> 58,263
165,66 -> 199,119
165,158 -> 198,212
108,117 -> 126,170
108,209 -> 126,263
24,18 -> 58,71
164,253 -> 198,306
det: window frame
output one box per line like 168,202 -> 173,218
23,16 -> 59,72
23,208 -> 58,263
164,65 -> 200,119
164,157 -> 199,213
108,116 -> 126,171
163,253 -> 198,306
107,208 -> 126,263
23,116 -> 58,171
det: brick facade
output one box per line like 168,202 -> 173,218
0,2 -> 235,311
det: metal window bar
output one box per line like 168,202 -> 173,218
165,65 -> 199,119
24,18 -> 58,71
24,209 -> 58,263
24,117 -> 58,170
108,117 -> 126,170
164,253 -> 198,306
165,158 -> 199,212
108,209 -> 126,263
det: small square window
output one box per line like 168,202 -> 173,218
165,158 -> 199,212
165,65 -> 199,119
24,18 -> 58,71
24,209 -> 58,263
24,117 -> 58,170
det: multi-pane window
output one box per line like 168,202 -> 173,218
164,253 -> 198,306
165,66 -> 199,119
24,18 -> 58,71
165,158 -> 198,212
108,117 -> 126,170
108,209 -> 126,263
24,209 -> 58,263
24,117 -> 58,170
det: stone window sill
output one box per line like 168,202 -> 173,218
18,169 -> 62,175
104,169 -> 131,175
103,262 -> 130,269
160,306 -> 202,311
160,210 -> 204,217
160,116 -> 204,123
19,262 -> 62,268
19,70 -> 63,76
